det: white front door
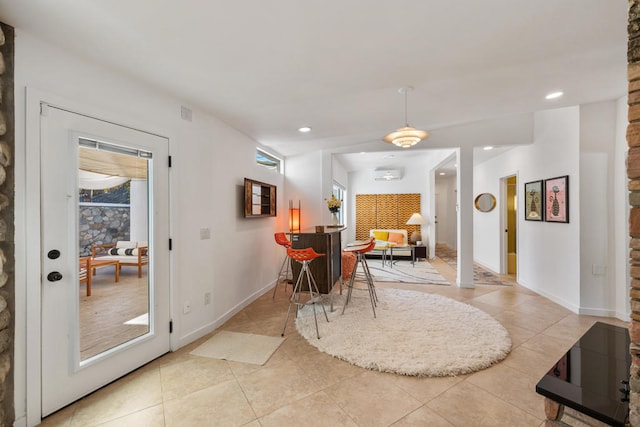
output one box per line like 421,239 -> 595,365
40,105 -> 171,416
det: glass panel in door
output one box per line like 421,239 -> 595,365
77,142 -> 151,362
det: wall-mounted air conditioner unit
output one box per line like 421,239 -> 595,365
374,169 -> 402,181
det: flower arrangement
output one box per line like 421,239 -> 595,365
325,194 -> 341,213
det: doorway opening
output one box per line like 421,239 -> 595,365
434,154 -> 458,254
502,175 -> 517,276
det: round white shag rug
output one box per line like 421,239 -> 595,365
295,288 -> 511,377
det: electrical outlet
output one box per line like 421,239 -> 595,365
592,264 -> 606,276
183,301 -> 191,314
204,292 -> 211,305
200,228 -> 211,240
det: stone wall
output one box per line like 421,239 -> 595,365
630,2 -> 640,426
0,22 -> 14,426
79,205 -> 130,256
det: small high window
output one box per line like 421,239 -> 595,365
256,148 -> 283,173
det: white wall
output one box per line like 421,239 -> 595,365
579,101 -> 618,316
614,96 -> 630,320
285,151 -> 324,231
346,155 -> 427,246
474,106 -> 582,310
472,169 -> 501,270
332,156 -> 348,189
14,29 -> 285,424
473,103 -> 630,316
579,152 -> 610,312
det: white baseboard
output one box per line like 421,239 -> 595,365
457,280 -> 475,289
176,282 -> 273,349
578,307 -> 630,322
518,280 -> 629,321
578,307 -> 617,317
616,311 -> 631,322
516,279 -> 580,314
473,259 -> 499,275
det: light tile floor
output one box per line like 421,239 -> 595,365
39,258 -> 629,426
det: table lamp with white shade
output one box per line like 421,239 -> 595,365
406,213 -> 428,245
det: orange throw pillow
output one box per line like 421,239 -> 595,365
388,232 -> 404,246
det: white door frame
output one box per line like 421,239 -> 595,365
23,88 -> 175,426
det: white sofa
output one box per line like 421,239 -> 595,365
369,229 -> 412,257
92,240 -> 148,278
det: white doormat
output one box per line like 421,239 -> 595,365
190,331 -> 285,365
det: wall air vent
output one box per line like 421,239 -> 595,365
374,169 -> 402,181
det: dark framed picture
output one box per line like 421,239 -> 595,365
544,175 -> 569,223
524,180 -> 544,221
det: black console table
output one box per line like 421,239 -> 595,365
535,322 -> 630,426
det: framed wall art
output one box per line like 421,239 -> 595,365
544,175 -> 569,223
524,180 -> 543,221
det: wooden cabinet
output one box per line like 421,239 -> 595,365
290,229 -> 342,294
244,178 -> 276,217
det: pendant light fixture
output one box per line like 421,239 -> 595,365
383,86 -> 428,148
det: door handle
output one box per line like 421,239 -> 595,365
47,271 -> 63,282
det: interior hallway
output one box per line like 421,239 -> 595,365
39,258 -> 627,427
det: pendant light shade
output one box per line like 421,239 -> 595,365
383,87 -> 429,148
383,126 -> 429,148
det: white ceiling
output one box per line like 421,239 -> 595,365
0,0 -> 628,170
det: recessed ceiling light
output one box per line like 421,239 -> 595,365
439,172 -> 446,176
298,126 -> 312,133
483,146 -> 494,151
359,151 -> 367,154
545,91 -> 563,100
